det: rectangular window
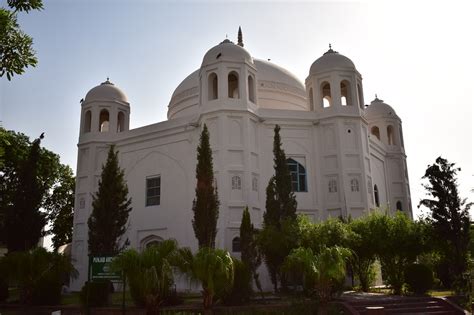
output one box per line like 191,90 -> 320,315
146,176 -> 161,206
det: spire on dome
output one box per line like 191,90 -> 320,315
323,43 -> 338,55
237,26 -> 244,47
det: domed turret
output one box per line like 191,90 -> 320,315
306,45 -> 364,112
365,96 -> 403,148
84,79 -> 128,104
79,79 -> 130,137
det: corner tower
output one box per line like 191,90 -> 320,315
307,47 -> 373,219
71,79 -> 130,291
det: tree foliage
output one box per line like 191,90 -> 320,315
419,156 -> 471,285
260,124 -> 298,292
192,124 -> 219,249
1,0 -> 43,80
88,145 -> 132,255
112,239 -> 183,313
0,128 -> 75,251
177,247 -> 234,309
239,206 -> 262,295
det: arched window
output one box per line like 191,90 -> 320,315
321,81 -> 332,108
328,179 -> 337,193
248,75 -> 255,103
287,158 -> 307,192
99,109 -> 109,132
228,72 -> 239,99
309,87 -> 314,110
84,110 -> 91,133
140,235 -> 163,251
396,201 -> 403,211
232,237 -> 241,252
117,112 -> 125,132
340,80 -> 352,106
387,125 -> 395,145
350,178 -> 359,192
208,72 -> 218,100
357,83 -> 364,109
371,126 -> 380,140
374,185 -> 380,207
231,175 -> 241,190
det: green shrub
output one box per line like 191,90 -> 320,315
80,281 -> 111,307
221,258 -> 252,305
405,263 -> 434,295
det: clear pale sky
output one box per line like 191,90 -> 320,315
1,1 -> 473,225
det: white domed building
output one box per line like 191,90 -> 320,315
70,36 -> 412,291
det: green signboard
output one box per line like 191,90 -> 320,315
89,256 -> 122,281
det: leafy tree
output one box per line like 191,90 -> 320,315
283,246 -> 350,312
419,157 -> 472,287
112,239 -> 183,313
4,133 -> 45,251
178,247 -> 234,309
260,124 -> 298,292
1,0 -> 43,80
44,164 -> 75,250
192,124 -> 219,249
371,212 -> 426,294
88,145 -> 132,255
1,247 -> 76,305
347,218 -> 377,292
0,128 -> 73,251
239,206 -> 262,296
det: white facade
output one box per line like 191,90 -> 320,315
70,39 -> 412,291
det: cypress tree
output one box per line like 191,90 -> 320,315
88,145 -> 132,255
192,124 -> 220,248
260,124 -> 298,291
240,206 -> 262,295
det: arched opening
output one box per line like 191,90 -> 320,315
231,175 -> 241,190
387,125 -> 395,145
99,109 -> 109,132
208,72 -> 218,100
340,80 -> 352,106
399,126 -> 405,148
321,81 -> 332,108
228,72 -> 239,99
309,88 -> 314,110
248,75 -> 255,103
357,83 -> 364,108
117,112 -> 125,133
396,201 -> 403,211
350,178 -> 359,192
140,235 -> 163,251
232,237 -> 241,252
84,110 -> 91,133
374,185 -> 380,207
371,126 -> 380,141
287,158 -> 307,192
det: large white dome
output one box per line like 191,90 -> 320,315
84,79 -> 128,104
167,58 -> 307,119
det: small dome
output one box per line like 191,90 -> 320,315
310,47 -> 356,75
84,79 -> 128,103
201,39 -> 253,67
364,96 -> 398,120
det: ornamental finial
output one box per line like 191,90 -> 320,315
237,26 -> 244,47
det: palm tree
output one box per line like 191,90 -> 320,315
283,246 -> 350,314
177,247 -> 234,309
112,239 -> 182,314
